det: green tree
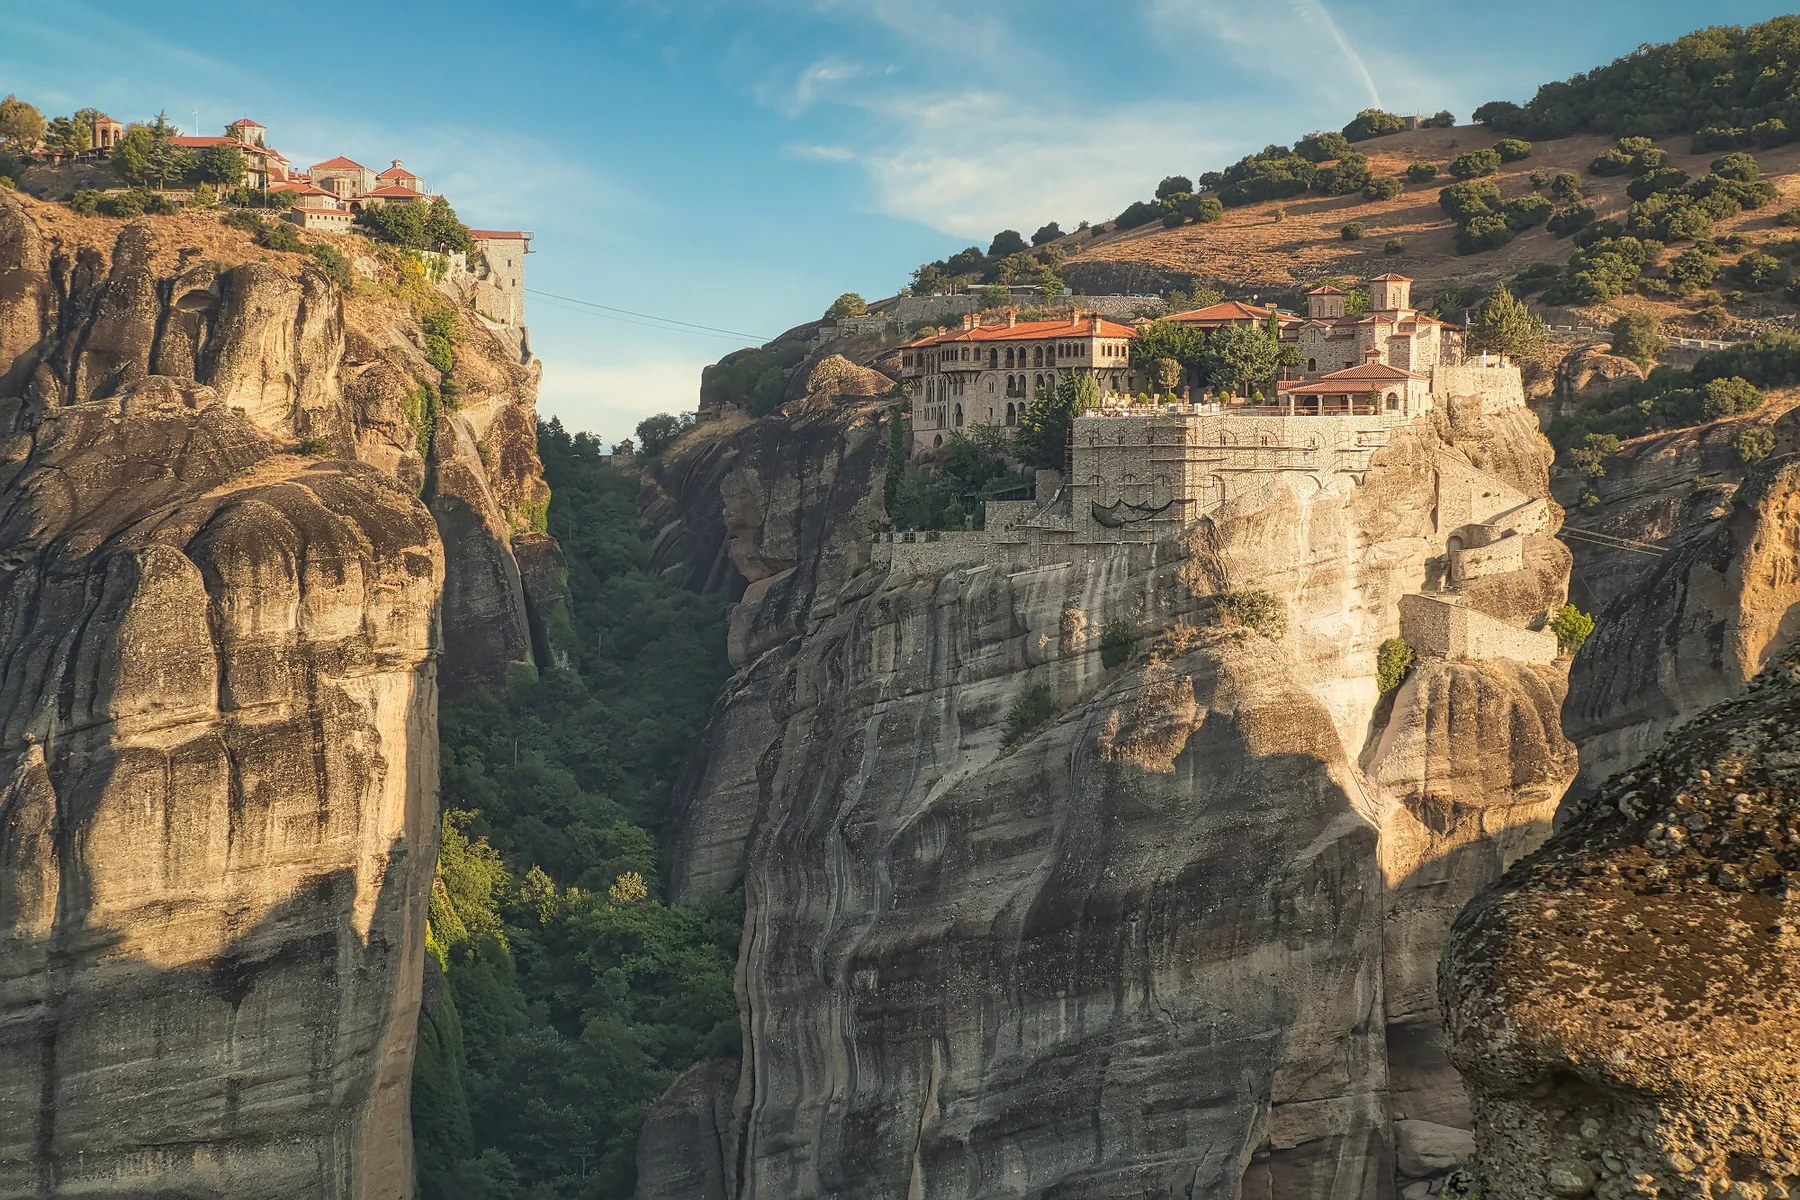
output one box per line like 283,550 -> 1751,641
1550,604 -> 1594,656
43,113 -> 92,157
1734,425 -> 1775,464
1342,109 -> 1406,141
1405,162 -> 1440,183
1376,637 -> 1414,693
192,140 -> 246,186
0,94 -> 45,152
1494,137 -> 1533,161
1466,283 -> 1546,358
1100,620 -> 1136,669
1549,171 -> 1584,202
1701,376 -> 1763,418
1363,176 -> 1403,201
988,229 -> 1027,257
1201,319 -> 1293,395
1015,372 -> 1100,469
824,292 -> 868,321
1031,221 -> 1063,245
1450,149 -> 1502,179
1341,221 -> 1367,240
1295,131 -> 1352,162
1155,175 -> 1194,199
1569,432 -> 1620,478
1609,312 -> 1666,366
634,412 -> 693,458
424,196 -> 475,255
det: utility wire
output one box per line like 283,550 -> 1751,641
526,288 -> 771,341
528,294 -> 751,341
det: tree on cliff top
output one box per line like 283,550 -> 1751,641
1015,372 -> 1100,469
0,94 -> 45,153
1465,283 -> 1547,359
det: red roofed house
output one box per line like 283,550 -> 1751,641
1291,274 -> 1461,378
271,182 -> 355,232
170,118 -> 292,189
1276,349 -> 1432,416
1162,298 -> 1301,335
376,160 -> 427,194
901,311 -> 1139,451
311,156 -> 376,199
468,231 -> 533,327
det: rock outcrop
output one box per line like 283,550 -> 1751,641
1564,453 -> 1800,795
1443,640 -> 1800,1200
642,400 -> 1577,1197
0,378 -> 442,1198
0,191 -> 548,1198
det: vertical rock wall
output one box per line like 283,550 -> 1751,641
0,191 -> 551,1198
638,402 -> 1577,1198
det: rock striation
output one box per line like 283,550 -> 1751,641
639,399 -> 1578,1197
0,378 -> 442,1199
1443,640 -> 1800,1200
0,191 -> 549,1198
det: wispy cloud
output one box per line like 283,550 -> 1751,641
756,57 -> 863,117
1147,0 -> 1383,110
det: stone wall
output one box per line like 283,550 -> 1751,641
873,530 -> 996,575
1435,452 -> 1534,534
1452,532 -> 1524,582
1432,362 -> 1525,415
1400,594 -> 1559,664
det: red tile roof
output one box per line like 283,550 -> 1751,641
469,229 -> 531,240
1306,285 -> 1348,295
170,136 -> 234,148
378,164 -> 421,180
226,118 -> 265,128
1164,300 -> 1298,325
1277,361 -> 1425,393
1368,273 -> 1412,282
312,156 -> 368,171
908,314 -> 1137,348
364,185 -> 426,198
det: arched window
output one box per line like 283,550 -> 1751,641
1385,391 -> 1400,410
1006,402 -> 1017,425
1034,346 -> 1043,366
953,404 -> 964,427
1034,373 -> 1043,391
934,434 -> 943,448
990,348 -> 998,367
1006,347 -> 1015,367
1307,358 -> 1316,372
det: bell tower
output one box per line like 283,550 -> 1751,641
1369,273 -> 1413,313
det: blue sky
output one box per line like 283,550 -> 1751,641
0,0 -> 1783,444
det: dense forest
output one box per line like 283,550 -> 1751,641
1473,17 -> 1800,144
412,421 -> 739,1200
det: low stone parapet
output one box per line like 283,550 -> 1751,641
1450,532 -> 1524,582
1399,593 -> 1558,665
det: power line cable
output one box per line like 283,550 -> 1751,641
528,294 -> 751,341
526,288 -> 771,341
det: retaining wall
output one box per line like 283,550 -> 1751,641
1399,594 -> 1558,665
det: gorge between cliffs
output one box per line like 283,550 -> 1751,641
2,188 -> 1798,1200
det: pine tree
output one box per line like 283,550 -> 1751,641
1466,283 -> 1546,358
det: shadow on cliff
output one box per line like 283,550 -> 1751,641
0,844 -> 424,1200
1,640 -> 435,1200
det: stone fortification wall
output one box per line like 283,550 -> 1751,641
1452,533 -> 1524,582
1435,452 -> 1534,533
1400,594 -> 1558,664
1431,363 -> 1525,415
874,530 -> 995,575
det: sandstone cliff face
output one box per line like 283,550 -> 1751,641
0,192 -> 546,1198
0,378 -> 442,1199
640,402 -> 1576,1198
1443,640 -> 1800,1200
1563,453 -> 1800,795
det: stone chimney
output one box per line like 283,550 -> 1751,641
1007,310 -> 1017,328
963,313 -> 978,331
1070,309 -> 1081,327
1363,346 -> 1384,363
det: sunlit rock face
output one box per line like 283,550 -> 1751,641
640,398 -> 1577,1198
0,191 -> 558,1199
0,379 -> 442,1199
1444,642 -> 1800,1200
